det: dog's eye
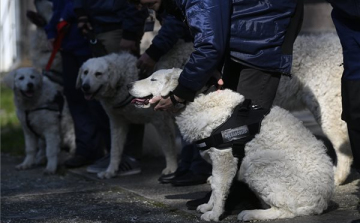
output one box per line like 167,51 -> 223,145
95,72 -> 103,77
18,76 -> 24,80
150,78 -> 157,81
30,75 -> 35,79
84,70 -> 88,75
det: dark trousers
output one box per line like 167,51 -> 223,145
179,143 -> 212,175
332,10 -> 360,168
61,52 -> 111,160
223,58 -> 281,110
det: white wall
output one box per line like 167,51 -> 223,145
0,0 -> 20,72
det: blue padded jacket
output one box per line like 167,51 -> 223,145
171,0 -> 299,101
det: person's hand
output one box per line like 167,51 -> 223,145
77,16 -> 92,35
119,39 -> 138,55
137,53 -> 156,77
217,78 -> 224,91
149,95 -> 185,113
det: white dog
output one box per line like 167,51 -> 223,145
274,33 -> 350,185
128,68 -> 334,221
3,67 -> 75,174
76,53 -> 178,179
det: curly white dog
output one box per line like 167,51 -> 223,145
129,68 -> 334,222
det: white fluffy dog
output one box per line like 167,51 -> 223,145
76,53 -> 178,179
3,67 -> 75,174
274,33 -> 350,185
128,68 -> 334,221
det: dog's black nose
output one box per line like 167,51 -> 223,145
82,83 -> 90,92
127,83 -> 133,90
27,83 -> 34,89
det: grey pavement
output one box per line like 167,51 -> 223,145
2,110 -> 360,223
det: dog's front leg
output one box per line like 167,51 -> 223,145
17,129 -> 38,170
200,148 -> 238,222
43,129 -> 61,174
152,118 -> 178,175
98,116 -> 128,179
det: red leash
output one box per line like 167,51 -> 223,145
45,20 -> 69,71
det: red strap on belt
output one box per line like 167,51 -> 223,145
45,20 -> 69,71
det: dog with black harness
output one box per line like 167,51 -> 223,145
129,68 -> 334,222
3,67 -> 75,174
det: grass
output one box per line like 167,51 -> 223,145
1,82 -> 25,156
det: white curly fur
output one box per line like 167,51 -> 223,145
129,70 -> 334,221
274,33 -> 350,185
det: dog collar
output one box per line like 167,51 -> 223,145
113,93 -> 135,109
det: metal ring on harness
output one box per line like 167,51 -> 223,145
90,39 -> 97,44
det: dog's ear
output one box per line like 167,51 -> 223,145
107,59 -> 121,90
2,69 -> 17,89
76,66 -> 83,89
160,68 -> 181,97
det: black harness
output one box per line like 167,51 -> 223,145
194,99 -> 269,160
25,91 -> 64,138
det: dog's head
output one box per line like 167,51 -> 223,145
76,53 -> 138,100
128,68 -> 182,108
3,67 -> 43,99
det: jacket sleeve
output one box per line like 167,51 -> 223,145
73,0 -> 87,18
61,2 -> 77,23
173,0 -> 231,101
121,4 -> 148,41
44,0 -> 63,39
145,13 -> 187,62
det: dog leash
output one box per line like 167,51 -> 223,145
45,20 -> 69,72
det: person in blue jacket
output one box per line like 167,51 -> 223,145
45,0 -> 110,167
327,0 -> 360,172
135,9 -> 212,186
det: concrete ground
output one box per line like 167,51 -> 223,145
1,110 -> 360,223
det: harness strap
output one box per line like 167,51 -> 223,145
24,91 -> 64,137
194,99 -> 270,158
113,94 -> 135,109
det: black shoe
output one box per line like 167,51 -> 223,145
186,191 -> 212,210
158,169 -> 188,184
64,155 -> 93,168
170,171 -> 209,186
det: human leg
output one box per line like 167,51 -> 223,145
332,12 -> 360,171
61,52 -> 107,167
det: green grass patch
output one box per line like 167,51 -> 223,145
1,82 -> 25,155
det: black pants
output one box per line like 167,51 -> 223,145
222,58 -> 281,110
61,52 -> 110,160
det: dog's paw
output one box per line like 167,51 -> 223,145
197,203 -> 213,213
238,210 -> 257,222
16,162 -> 34,170
161,166 -> 177,175
97,170 -> 116,179
201,211 -> 220,222
43,168 -> 57,175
